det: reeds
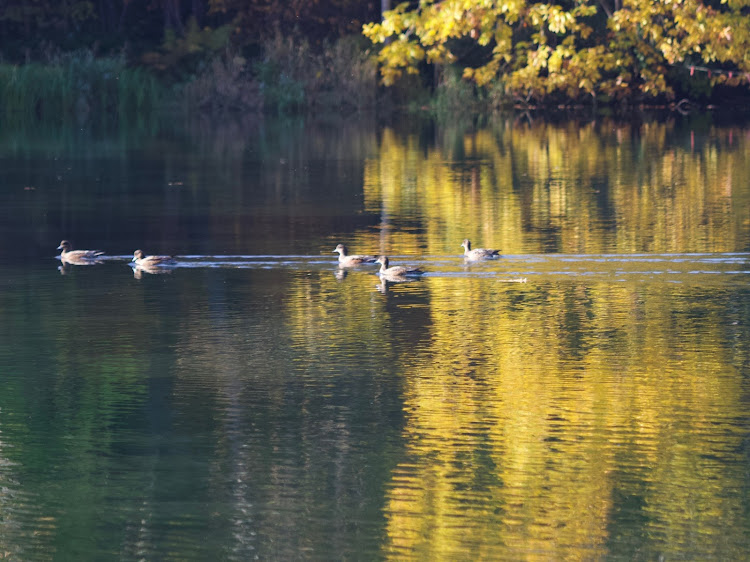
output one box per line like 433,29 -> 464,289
0,51 -> 163,125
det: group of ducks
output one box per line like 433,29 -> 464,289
57,238 -> 501,279
58,240 -> 176,269
334,239 -> 501,280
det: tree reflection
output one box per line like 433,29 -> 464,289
0,115 -> 749,559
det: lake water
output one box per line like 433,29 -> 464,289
0,112 -> 749,559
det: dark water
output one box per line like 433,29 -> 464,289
0,113 -> 749,560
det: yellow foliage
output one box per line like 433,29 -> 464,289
363,0 -> 750,101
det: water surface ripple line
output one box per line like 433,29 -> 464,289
85,252 -> 750,280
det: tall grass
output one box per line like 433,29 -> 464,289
0,51 -> 164,125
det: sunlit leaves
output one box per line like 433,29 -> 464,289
364,0 -> 750,101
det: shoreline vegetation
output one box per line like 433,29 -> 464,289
2,2 -> 750,123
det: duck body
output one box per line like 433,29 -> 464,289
334,243 -> 377,267
132,249 -> 176,267
461,239 -> 500,260
375,256 -> 425,278
57,240 -> 105,263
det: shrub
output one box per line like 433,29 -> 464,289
183,54 -> 263,112
431,66 -> 480,117
256,31 -> 378,113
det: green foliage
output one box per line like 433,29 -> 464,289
0,51 -> 163,125
668,64 -> 713,101
253,33 -> 309,114
254,60 -> 306,115
431,65 -> 480,117
116,65 -> 164,116
364,0 -> 750,104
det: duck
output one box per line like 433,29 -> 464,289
57,240 -> 105,263
131,249 -> 176,267
375,256 -> 425,278
333,243 -> 377,267
461,239 -> 500,260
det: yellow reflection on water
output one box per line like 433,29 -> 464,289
282,257 -> 749,559
363,118 -> 750,256
376,276 -> 747,560
288,117 -> 750,559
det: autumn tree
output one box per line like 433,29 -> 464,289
363,0 -> 750,103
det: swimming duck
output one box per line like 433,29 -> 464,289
461,239 -> 500,260
57,240 -> 105,263
131,249 -> 176,267
375,256 -> 425,278
334,243 -> 377,267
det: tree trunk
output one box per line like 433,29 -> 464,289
381,0 -> 391,19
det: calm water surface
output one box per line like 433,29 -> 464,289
0,114 -> 749,560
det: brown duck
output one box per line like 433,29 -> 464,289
375,256 -> 425,278
334,243 -> 377,267
57,240 -> 105,264
461,239 -> 501,260
131,249 -> 176,267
